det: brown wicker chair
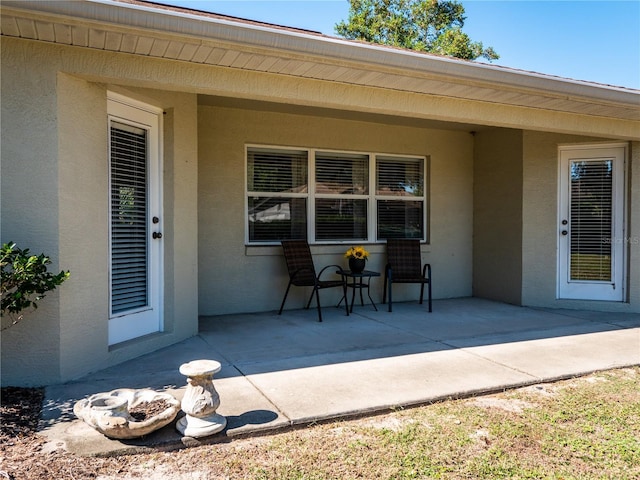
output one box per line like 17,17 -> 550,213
383,239 -> 432,312
278,240 -> 349,322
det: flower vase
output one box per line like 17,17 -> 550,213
348,257 -> 366,273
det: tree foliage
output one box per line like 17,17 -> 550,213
335,0 -> 499,61
1,242 -> 70,330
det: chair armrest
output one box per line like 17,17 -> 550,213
318,264 -> 345,278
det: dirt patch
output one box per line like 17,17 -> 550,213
470,396 -> 535,413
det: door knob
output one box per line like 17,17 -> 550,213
153,232 -> 163,239
561,230 -> 568,236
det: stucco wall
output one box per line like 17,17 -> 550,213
198,105 -> 474,315
0,37 -> 62,385
1,38 -> 199,386
473,129 -> 523,305
56,80 -> 200,381
522,132 -> 639,312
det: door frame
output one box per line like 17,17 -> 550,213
557,142 -> 627,301
107,91 -> 164,345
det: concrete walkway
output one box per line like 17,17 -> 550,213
40,298 -> 639,456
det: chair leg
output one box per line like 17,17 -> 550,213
382,275 -> 388,304
387,280 -> 393,312
313,287 -> 323,322
342,283 -> 350,316
305,290 -> 315,309
419,282 -> 425,305
278,281 -> 293,315
428,280 -> 432,313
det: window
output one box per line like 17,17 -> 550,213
247,148 -> 308,242
315,152 -> 369,241
246,146 -> 427,244
110,121 -> 149,313
376,156 -> 425,239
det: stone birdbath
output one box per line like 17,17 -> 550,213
73,388 -> 181,439
176,359 -> 227,438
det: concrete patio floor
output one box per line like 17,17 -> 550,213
40,297 -> 639,457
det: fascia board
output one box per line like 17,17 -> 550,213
3,0 -> 639,109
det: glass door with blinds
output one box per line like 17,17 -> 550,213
558,144 -> 626,301
107,93 -> 163,345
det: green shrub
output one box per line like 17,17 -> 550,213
1,242 -> 69,329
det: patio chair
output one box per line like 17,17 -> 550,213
278,240 -> 349,322
383,239 -> 432,312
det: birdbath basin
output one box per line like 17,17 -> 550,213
74,388 -> 181,439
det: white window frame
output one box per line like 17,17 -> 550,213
245,144 -> 428,245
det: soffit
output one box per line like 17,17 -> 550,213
1,0 -> 638,126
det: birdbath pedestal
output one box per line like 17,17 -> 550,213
176,359 -> 226,437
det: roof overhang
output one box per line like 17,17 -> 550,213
2,0 -> 639,139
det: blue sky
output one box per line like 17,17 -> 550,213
155,1 -> 640,89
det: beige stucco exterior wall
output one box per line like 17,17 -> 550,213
1,37 -> 62,385
473,129 -> 524,305
521,132 -> 639,312
198,105 -> 474,315
1,38 -> 199,386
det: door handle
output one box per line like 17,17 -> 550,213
153,232 -> 162,239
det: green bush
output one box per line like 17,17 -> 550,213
1,242 -> 69,330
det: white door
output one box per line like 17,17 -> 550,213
558,144 -> 626,301
107,93 -> 163,345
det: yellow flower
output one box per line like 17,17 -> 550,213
345,246 -> 369,260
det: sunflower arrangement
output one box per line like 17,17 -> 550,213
344,246 -> 369,261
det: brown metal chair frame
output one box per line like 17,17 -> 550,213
278,240 -> 349,322
383,238 -> 432,312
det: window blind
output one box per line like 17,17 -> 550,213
245,147 -> 427,243
376,156 -> 423,196
376,156 -> 425,239
570,160 -> 613,281
315,152 -> 368,195
247,148 -> 308,242
314,152 -> 368,240
247,148 -> 308,193
110,121 -> 148,313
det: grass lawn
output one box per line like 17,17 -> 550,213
121,367 -> 640,479
3,367 -> 639,479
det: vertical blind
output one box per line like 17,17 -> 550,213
570,159 -> 613,281
110,121 -> 149,313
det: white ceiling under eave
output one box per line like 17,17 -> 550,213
1,0 -> 639,140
